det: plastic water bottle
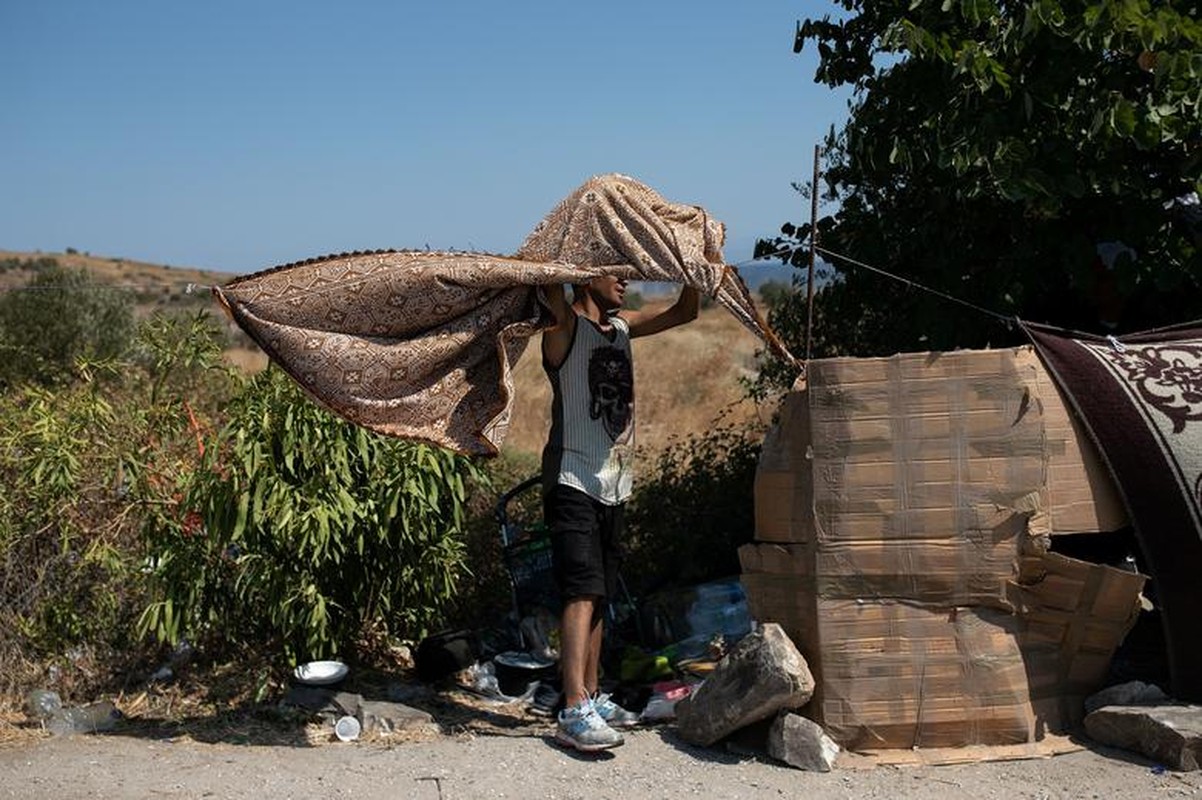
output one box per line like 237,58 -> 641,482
24,689 -> 62,720
47,701 -> 121,736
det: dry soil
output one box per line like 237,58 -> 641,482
1,721 -> 1197,800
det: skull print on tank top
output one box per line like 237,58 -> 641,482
542,314 -> 634,505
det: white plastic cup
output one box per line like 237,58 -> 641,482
334,715 -> 361,742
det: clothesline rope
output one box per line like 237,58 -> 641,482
0,250 -> 796,297
0,281 -> 215,294
811,245 -> 1015,324
1,243 -> 1012,328
0,244 -> 1033,334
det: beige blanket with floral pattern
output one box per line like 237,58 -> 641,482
213,174 -> 795,455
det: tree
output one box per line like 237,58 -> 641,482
758,279 -> 795,309
758,1 -> 1201,379
0,264 -> 135,387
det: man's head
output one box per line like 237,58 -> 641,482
575,275 -> 628,313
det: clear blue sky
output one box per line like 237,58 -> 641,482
0,1 -> 851,275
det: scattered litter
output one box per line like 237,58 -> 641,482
640,680 -> 693,723
46,701 -> 122,736
455,661 -> 538,704
334,715 -> 361,742
25,690 -> 62,721
293,660 -> 349,686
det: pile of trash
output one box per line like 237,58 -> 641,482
415,577 -> 757,726
24,689 -> 122,736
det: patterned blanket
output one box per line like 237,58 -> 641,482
1022,320 -> 1202,701
214,174 -> 795,455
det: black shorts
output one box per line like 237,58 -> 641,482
543,483 -> 624,602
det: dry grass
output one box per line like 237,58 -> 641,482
0,653 -> 321,749
0,655 -> 547,751
504,301 -> 775,459
223,346 -> 269,373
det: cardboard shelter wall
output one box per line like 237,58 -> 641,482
741,346 -> 1145,752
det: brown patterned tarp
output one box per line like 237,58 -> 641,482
1021,319 -> 1202,701
214,174 -> 796,455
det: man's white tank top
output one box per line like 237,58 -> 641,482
542,313 -> 635,505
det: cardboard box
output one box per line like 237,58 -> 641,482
741,544 -> 1144,750
742,346 -> 1141,752
1030,360 -> 1129,534
754,391 -> 812,543
753,347 -> 1127,544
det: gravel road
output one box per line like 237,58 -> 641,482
1,724 -> 1197,800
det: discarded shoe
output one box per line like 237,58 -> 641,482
529,682 -> 562,717
555,699 -> 624,752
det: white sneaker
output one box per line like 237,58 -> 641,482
555,698 -> 624,751
592,692 -> 640,729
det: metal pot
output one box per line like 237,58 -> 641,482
492,651 -> 557,696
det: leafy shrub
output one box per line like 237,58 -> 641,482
0,385 -> 138,659
139,368 -> 489,662
0,312 -> 233,696
449,450 -> 542,634
0,265 -> 135,388
623,422 -> 763,596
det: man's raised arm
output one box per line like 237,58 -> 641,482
624,285 -> 700,339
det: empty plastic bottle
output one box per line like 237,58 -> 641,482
47,701 -> 121,736
24,689 -> 62,720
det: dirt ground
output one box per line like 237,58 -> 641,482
1,705 -> 1197,800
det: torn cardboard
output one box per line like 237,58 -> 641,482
741,346 -> 1143,754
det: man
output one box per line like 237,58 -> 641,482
541,274 -> 700,751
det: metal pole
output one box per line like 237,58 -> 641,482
805,143 -> 820,361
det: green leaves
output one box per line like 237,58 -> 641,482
140,367 -> 487,662
1111,97 -> 1137,137
0,311 -> 234,667
959,0 -> 997,27
0,263 -> 135,389
624,425 -> 763,593
762,0 -> 1201,368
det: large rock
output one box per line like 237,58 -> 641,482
1084,681 -> 1169,714
1084,705 -> 1202,771
358,699 -> 435,735
282,687 -> 435,736
282,686 -> 360,716
768,711 -> 840,772
675,623 -> 814,746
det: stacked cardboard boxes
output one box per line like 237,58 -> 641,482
741,346 -> 1144,751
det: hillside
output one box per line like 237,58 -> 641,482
0,249 -> 782,455
0,248 -> 231,316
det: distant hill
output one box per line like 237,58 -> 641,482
0,249 -> 231,316
1,247 -> 227,294
735,260 -> 804,290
